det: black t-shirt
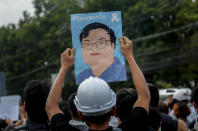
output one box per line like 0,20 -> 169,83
50,107 -> 149,131
160,113 -> 178,131
50,113 -> 79,131
118,107 -> 149,131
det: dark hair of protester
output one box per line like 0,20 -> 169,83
148,83 -> 178,131
24,80 -> 50,122
148,83 -> 159,107
116,88 -> 137,122
191,87 -> 198,105
149,106 -> 162,131
68,92 -> 79,120
84,111 -> 112,125
59,101 -> 71,121
168,99 -> 177,110
174,101 -> 191,120
0,119 -> 7,131
158,101 -> 169,114
80,22 -> 116,48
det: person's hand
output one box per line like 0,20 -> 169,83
19,105 -> 27,120
5,118 -> 13,125
119,36 -> 133,59
177,119 -> 188,131
15,119 -> 24,126
60,48 -> 75,70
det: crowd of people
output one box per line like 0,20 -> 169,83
0,36 -> 198,131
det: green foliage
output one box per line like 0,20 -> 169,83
155,80 -> 174,89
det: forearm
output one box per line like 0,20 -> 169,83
127,55 -> 150,112
46,67 -> 68,119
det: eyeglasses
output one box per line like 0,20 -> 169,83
82,40 -> 111,50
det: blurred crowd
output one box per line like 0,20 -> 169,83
0,37 -> 198,131
1,80 -> 198,131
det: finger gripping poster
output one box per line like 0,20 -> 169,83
71,11 -> 127,85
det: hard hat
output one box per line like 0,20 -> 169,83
74,77 -> 116,116
173,88 -> 191,101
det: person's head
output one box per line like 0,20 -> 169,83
59,101 -> 71,121
170,89 -> 191,119
0,119 -> 7,130
24,80 -> 50,122
116,88 -> 137,123
80,22 -> 116,66
191,87 -> 198,112
68,92 -> 79,120
74,77 -> 116,128
148,83 -> 159,107
149,106 -> 162,131
173,101 -> 191,120
158,101 -> 169,114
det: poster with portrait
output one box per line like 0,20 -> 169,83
71,11 -> 127,85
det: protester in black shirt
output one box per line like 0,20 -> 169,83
4,80 -> 50,131
148,84 -> 188,131
45,36 -> 151,131
148,107 -> 162,131
116,88 -> 137,125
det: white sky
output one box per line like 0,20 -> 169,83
0,0 -> 35,26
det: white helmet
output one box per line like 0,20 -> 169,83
74,77 -> 116,116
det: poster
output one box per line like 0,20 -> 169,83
71,11 -> 127,85
0,95 -> 21,121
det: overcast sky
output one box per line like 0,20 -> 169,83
0,0 -> 34,26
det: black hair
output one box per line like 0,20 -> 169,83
148,83 -> 159,107
80,22 -> 116,47
24,80 -> 50,122
158,101 -> 169,114
174,101 -> 190,120
169,99 -> 188,110
68,92 -> 79,120
116,88 -> 137,122
191,87 -> 198,106
84,111 -> 112,125
0,119 -> 7,130
59,101 -> 71,121
149,106 -> 162,131
168,99 -> 177,110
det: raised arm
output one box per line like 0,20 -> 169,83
119,36 -> 150,113
45,48 -> 75,120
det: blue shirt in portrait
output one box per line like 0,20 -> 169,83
76,57 -> 127,85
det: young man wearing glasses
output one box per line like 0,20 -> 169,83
76,22 -> 126,85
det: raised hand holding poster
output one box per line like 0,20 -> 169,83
71,11 -> 127,85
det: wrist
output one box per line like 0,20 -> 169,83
60,65 -> 69,72
126,54 -> 134,61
